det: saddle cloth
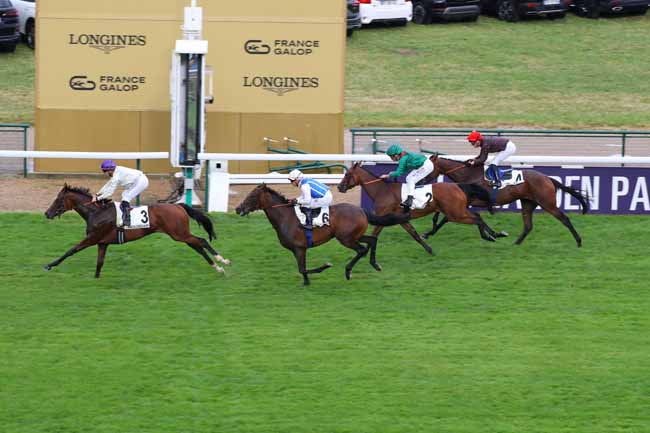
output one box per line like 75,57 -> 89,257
484,168 -> 525,189
294,206 -> 330,227
401,184 -> 434,210
114,203 -> 151,229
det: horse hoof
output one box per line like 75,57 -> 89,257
422,233 -> 430,239
43,265 -> 51,271
345,269 -> 351,280
500,231 -> 509,237
372,263 -> 382,272
325,262 -> 333,268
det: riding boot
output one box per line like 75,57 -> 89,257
300,207 -> 313,229
401,195 -> 413,210
120,200 -> 131,227
489,164 -> 502,188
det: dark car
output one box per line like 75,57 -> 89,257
481,0 -> 569,21
0,0 -> 20,52
412,0 -> 481,23
347,0 -> 362,37
570,0 -> 648,18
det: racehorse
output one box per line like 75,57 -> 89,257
234,184 -> 411,285
337,163 -> 508,252
425,155 -> 590,246
44,184 -> 230,277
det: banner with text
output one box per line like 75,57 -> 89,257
360,165 -> 650,214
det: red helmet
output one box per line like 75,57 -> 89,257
467,130 -> 483,143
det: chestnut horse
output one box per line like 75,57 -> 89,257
235,184 -> 411,285
44,184 -> 230,277
425,155 -> 590,246
337,163 -> 507,253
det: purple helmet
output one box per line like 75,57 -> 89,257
100,160 -> 116,171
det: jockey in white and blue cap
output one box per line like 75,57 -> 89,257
288,169 -> 333,229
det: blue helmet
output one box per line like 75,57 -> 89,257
100,160 -> 116,171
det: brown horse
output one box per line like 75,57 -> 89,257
337,163 -> 507,253
425,155 -> 590,246
44,184 -> 230,277
235,184 -> 411,285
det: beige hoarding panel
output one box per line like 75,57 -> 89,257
40,1 -> 344,21
206,23 -> 344,114
206,112 -> 243,173
238,113 -> 343,174
139,111 -> 175,173
35,109 -> 140,173
38,19 -> 176,111
38,18 -> 344,114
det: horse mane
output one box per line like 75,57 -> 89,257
262,184 -> 289,203
63,184 -> 92,197
351,162 -> 377,178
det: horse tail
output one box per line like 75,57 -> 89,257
179,203 -> 217,241
550,178 -> 590,214
363,209 -> 411,226
458,183 -> 491,204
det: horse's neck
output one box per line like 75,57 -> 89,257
70,194 -> 94,221
358,169 -> 394,199
443,160 -> 483,183
263,204 -> 296,234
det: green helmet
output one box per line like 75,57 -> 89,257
386,144 -> 403,157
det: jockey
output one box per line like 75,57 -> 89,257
92,160 -> 149,227
379,144 -> 433,209
466,130 -> 517,188
288,169 -> 332,229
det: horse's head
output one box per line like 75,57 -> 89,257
235,184 -> 281,216
337,162 -> 363,193
45,184 -> 91,219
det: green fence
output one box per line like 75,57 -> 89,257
0,123 -> 30,177
351,128 -> 650,156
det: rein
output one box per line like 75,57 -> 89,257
271,203 -> 294,208
444,164 -> 469,176
362,178 -> 385,185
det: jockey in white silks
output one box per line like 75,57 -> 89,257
288,169 -> 333,229
93,160 -> 149,226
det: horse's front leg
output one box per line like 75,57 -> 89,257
400,222 -> 435,255
95,244 -> 108,278
292,248 -> 310,286
44,237 -> 97,271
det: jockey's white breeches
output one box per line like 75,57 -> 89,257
405,158 -> 434,196
121,175 -> 149,203
492,141 -> 517,166
303,190 -> 333,209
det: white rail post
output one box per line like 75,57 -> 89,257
207,160 -> 229,212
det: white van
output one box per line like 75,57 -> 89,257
359,0 -> 413,25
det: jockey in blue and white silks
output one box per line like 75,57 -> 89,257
288,169 -> 333,209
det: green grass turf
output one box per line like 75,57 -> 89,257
345,14 -> 650,128
0,44 -> 34,124
1,211 -> 648,433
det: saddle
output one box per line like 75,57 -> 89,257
293,206 -> 330,228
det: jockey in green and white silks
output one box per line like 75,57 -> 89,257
379,144 -> 434,209
288,169 -> 333,229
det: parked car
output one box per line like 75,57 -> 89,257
347,0 -> 362,36
481,0 -> 569,21
11,0 -> 34,48
358,0 -> 413,26
0,0 -> 20,52
412,0 -> 481,23
570,0 -> 648,18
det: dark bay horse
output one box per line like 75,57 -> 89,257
44,184 -> 230,277
235,184 -> 411,285
426,155 -> 590,246
337,163 -> 507,252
